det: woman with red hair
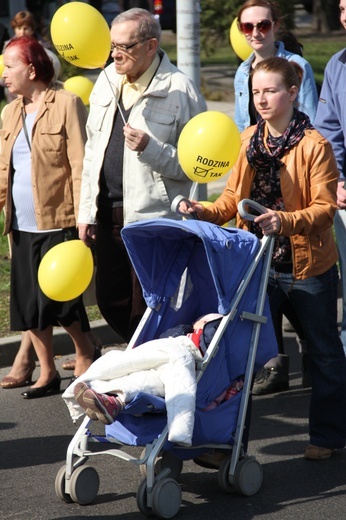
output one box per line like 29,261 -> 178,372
0,36 -> 97,399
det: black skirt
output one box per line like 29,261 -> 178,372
10,229 -> 90,332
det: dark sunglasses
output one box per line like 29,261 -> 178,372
238,19 -> 274,35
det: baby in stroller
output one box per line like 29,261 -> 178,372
64,313 -> 243,446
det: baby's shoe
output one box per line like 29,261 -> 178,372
82,388 -> 123,425
74,381 -> 90,405
73,381 -> 98,420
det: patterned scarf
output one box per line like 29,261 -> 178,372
246,109 -> 313,266
246,109 -> 313,175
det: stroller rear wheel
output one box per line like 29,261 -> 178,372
234,456 -> 263,496
218,456 -> 234,493
218,455 -> 263,496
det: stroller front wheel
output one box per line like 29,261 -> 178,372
151,478 -> 182,519
137,477 -> 182,519
136,479 -> 155,517
55,465 -> 73,503
139,449 -> 183,480
69,465 -> 100,505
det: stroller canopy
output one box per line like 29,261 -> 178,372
121,219 -> 260,315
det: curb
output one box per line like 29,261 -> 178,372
0,319 -> 123,369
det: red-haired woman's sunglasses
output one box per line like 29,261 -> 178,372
238,19 -> 274,35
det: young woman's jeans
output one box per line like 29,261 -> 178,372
267,264 -> 346,449
334,210 -> 346,355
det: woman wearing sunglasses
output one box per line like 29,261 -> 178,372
234,0 -> 318,132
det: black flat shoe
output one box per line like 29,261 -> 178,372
21,372 -> 61,399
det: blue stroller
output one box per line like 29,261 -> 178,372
55,213 -> 278,519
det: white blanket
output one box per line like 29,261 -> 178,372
62,336 -> 203,446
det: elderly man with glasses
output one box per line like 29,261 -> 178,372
78,8 -> 207,343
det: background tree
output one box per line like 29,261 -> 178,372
312,0 -> 341,32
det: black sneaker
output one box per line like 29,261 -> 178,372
252,366 -> 289,395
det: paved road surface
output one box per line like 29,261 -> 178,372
0,330 -> 345,519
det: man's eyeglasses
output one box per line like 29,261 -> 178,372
111,38 -> 150,53
238,19 -> 274,36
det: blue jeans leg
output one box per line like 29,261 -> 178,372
334,210 -> 346,355
267,265 -> 346,449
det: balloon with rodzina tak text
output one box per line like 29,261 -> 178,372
51,2 -> 111,69
177,111 -> 241,184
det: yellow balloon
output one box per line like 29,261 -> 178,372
0,55 -> 4,77
199,201 -> 230,228
51,2 -> 111,69
64,76 -> 94,105
38,240 -> 94,301
177,111 -> 241,184
229,18 -> 252,61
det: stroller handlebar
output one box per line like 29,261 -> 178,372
171,194 -> 198,220
237,199 -> 269,222
172,196 -> 269,223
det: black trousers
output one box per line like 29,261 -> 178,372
95,206 -> 146,342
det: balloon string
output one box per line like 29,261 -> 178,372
102,68 -> 127,125
189,182 -> 198,200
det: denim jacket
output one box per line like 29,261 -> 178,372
234,41 -> 318,132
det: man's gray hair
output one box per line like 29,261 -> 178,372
111,8 -> 161,44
